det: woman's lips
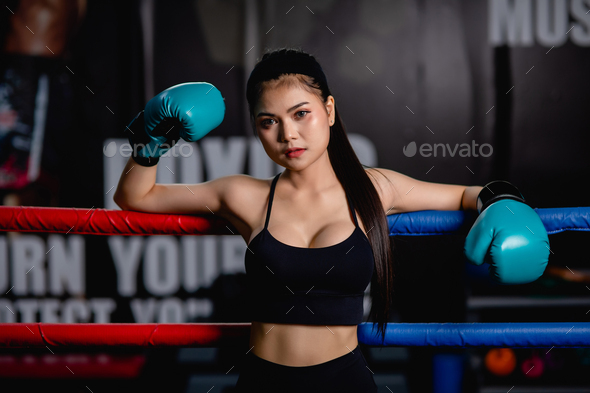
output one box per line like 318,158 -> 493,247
285,149 -> 305,158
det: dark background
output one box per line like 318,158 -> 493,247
1,1 -> 589,392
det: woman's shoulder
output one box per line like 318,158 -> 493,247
221,174 -> 273,205
363,167 -> 394,213
224,173 -> 275,194
220,173 -> 276,226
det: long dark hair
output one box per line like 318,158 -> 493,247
246,47 -> 395,343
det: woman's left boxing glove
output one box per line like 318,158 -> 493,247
463,181 -> 550,284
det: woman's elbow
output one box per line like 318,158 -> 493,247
113,192 -> 129,210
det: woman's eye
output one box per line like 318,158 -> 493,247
260,119 -> 274,127
261,111 -> 309,127
296,110 -> 309,118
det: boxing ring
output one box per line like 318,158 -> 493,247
1,205 -> 589,390
0,205 -> 589,348
1,321 -> 589,349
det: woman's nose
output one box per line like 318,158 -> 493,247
280,122 -> 298,141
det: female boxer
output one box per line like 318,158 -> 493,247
114,47 -> 549,392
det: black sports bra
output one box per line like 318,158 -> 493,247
244,172 -> 375,325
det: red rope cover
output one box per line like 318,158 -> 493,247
0,206 -> 233,236
0,323 -> 251,348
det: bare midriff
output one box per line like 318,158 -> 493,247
249,320 -> 359,367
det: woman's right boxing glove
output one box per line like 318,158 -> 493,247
126,82 -> 225,166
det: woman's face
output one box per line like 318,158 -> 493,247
254,82 -> 335,170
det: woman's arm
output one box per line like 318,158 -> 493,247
366,167 -> 483,213
113,156 -> 157,211
113,156 -> 248,216
461,186 -> 484,211
114,81 -> 226,214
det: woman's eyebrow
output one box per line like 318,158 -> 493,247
256,112 -> 274,117
256,101 -> 310,118
287,101 -> 309,113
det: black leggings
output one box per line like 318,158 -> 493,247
234,344 -> 378,393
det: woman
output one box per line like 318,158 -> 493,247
114,48 -> 486,392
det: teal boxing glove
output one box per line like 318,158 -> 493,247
126,82 -> 225,166
463,181 -> 550,284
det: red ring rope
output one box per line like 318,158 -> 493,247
0,206 -> 232,236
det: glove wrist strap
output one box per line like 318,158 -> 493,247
131,154 -> 159,167
125,111 -> 160,167
477,180 -> 526,214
